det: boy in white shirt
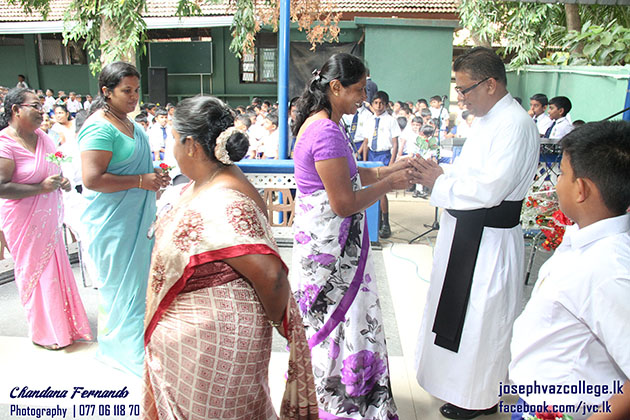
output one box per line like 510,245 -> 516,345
341,101 -> 372,160
148,108 -> 171,161
360,90 -> 400,238
528,93 -> 553,136
545,96 -> 574,141
509,121 -> 630,420
429,95 -> 449,131
260,112 -> 279,159
66,92 -> 83,117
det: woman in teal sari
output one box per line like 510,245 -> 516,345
78,62 -> 170,376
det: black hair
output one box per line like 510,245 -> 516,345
573,119 -> 585,128
263,100 -> 271,107
530,93 -> 548,106
90,61 -> 141,115
0,87 -> 33,130
265,111 -> 279,128
74,110 -> 89,133
293,53 -> 366,136
134,113 -> 148,124
173,95 -> 249,164
561,120 -> 630,215
417,99 -> 428,106
430,95 -> 442,102
251,97 -> 262,106
236,114 -> 252,129
372,90 -> 389,105
411,116 -> 423,125
396,116 -> 407,131
420,108 -> 432,118
155,107 -> 168,117
549,96 -> 572,116
453,47 -> 507,86
18,74 -> 25,79
421,124 -> 436,137
514,97 -> 523,105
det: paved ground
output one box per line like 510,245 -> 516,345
0,192 -> 551,420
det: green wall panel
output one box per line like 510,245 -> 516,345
0,45 -> 27,87
507,66 -> 630,123
363,21 -> 454,103
38,65 -> 93,95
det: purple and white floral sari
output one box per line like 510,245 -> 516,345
291,173 -> 398,420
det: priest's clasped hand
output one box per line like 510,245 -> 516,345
408,154 -> 444,190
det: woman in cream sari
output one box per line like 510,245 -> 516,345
142,96 -> 317,420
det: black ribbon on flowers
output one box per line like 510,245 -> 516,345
432,199 -> 524,353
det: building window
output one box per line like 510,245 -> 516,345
37,34 -> 87,65
240,32 -> 277,83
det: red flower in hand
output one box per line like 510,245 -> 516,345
159,162 -> 169,170
55,151 -> 64,158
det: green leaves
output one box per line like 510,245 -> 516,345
457,1 -> 630,68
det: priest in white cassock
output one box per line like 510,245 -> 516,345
410,47 -> 539,420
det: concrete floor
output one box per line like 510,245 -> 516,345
0,192 -> 551,420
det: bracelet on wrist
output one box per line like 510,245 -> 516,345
138,174 -> 142,189
268,319 -> 282,328
376,166 -> 381,180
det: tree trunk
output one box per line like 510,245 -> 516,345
100,16 -> 135,66
565,3 -> 583,54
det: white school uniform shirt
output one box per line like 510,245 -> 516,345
261,129 -> 279,159
43,96 -> 56,114
430,107 -> 449,129
400,124 -> 418,155
415,93 -> 539,409
341,104 -> 372,143
510,214 -> 630,419
548,116 -> 573,140
66,99 -> 83,113
148,123 -> 172,154
532,112 -> 552,136
83,100 -> 93,113
360,112 -> 401,152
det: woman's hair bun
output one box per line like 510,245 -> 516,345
225,130 -> 250,162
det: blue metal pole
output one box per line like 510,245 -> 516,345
278,0 -> 290,159
624,78 -> 630,121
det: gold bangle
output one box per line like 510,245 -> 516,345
138,174 -> 142,189
376,166 -> 381,180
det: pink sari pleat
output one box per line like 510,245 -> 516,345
0,129 -> 92,347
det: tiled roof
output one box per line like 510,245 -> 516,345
0,0 -> 457,23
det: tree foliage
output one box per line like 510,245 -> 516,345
9,0 -> 340,74
458,0 -> 630,68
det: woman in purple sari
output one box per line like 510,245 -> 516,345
0,88 -> 92,350
290,53 -> 418,419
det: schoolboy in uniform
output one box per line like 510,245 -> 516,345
545,96 -> 574,141
528,93 -> 552,136
342,101 -> 372,160
148,108 -> 171,161
509,121 -> 630,420
360,90 -> 400,238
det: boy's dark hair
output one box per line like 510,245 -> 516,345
453,47 -> 507,86
549,96 -> 572,116
421,124 -> 436,137
155,107 -> 168,117
417,99 -> 428,106
396,116 -> 407,130
411,116 -> 424,125
561,120 -> 630,215
373,91 -> 389,104
462,110 -> 472,120
251,97 -> 262,106
134,113 -> 148,124
263,100 -> 271,107
265,111 -> 279,128
430,95 -> 442,103
236,114 -> 252,129
530,93 -> 548,106
420,108 -> 432,118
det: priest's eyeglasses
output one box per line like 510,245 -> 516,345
455,77 -> 490,96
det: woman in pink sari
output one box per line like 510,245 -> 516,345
0,88 -> 92,350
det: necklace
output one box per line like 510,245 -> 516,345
105,107 -> 134,136
8,126 -> 37,153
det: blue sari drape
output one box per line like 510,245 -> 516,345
80,121 -> 156,377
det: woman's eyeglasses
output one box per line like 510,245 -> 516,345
20,103 -> 44,111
